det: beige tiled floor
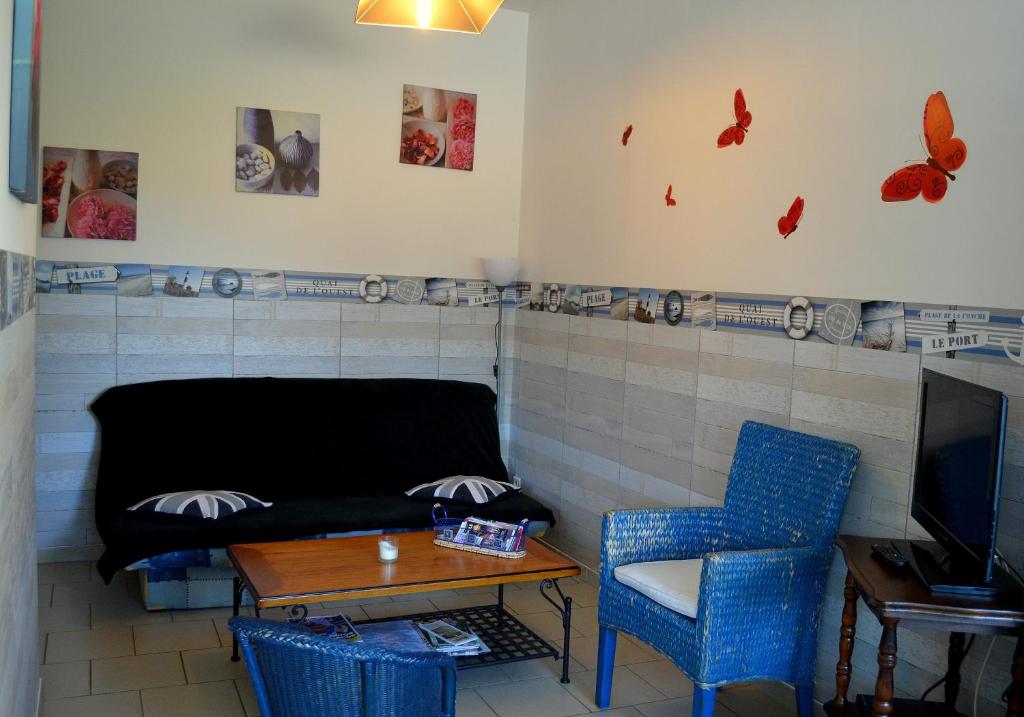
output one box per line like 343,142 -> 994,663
38,561 -> 818,716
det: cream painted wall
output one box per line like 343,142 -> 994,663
0,0 -> 39,711
38,0 -> 529,278
518,0 -> 1024,309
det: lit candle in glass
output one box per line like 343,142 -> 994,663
379,535 -> 399,563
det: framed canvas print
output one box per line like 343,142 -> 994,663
236,107 -> 320,196
42,147 -> 139,240
8,0 -> 41,203
400,85 -> 477,171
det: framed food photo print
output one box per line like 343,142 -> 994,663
42,148 -> 139,241
400,85 -> 477,171
236,107 -> 321,196
8,0 -> 41,203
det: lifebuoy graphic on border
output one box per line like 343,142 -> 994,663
783,296 -> 815,340
664,290 -> 685,326
546,284 -> 562,313
359,275 -> 388,303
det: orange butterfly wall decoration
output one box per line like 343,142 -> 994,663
622,124 -> 633,146
881,91 -> 967,203
665,185 -> 677,207
717,89 -> 752,147
777,196 -> 804,238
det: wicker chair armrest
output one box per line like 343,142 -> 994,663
694,546 -> 831,671
600,507 -> 726,583
230,616 -> 457,716
229,616 -> 458,669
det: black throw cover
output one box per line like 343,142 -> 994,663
91,378 -> 555,582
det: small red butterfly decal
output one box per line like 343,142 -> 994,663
665,185 -> 677,207
622,125 -> 633,146
881,91 -> 966,203
717,89 -> 752,148
777,196 -> 804,238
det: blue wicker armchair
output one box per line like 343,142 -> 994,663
229,616 -> 457,717
595,421 -> 859,716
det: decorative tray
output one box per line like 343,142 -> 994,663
432,504 -> 528,559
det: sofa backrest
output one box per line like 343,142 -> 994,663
722,421 -> 860,551
90,378 -> 508,516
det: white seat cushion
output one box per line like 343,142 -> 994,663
613,559 -> 703,618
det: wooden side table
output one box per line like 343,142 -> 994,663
825,535 -> 1024,716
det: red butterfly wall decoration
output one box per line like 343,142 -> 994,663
717,89 -> 752,148
665,185 -> 677,207
777,196 -> 804,238
622,125 -> 633,146
881,92 -> 967,203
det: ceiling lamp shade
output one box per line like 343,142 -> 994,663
355,0 -> 505,34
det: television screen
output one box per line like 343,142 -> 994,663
913,369 -> 1007,579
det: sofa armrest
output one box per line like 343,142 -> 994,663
599,508 -> 726,584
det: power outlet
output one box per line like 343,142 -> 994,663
511,475 -> 522,489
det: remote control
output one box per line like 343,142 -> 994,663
871,542 -> 908,569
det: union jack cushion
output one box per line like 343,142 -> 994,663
128,490 -> 272,520
405,476 -> 516,504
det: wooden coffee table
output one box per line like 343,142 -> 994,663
227,531 -> 582,682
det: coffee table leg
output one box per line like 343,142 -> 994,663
560,595 -> 573,683
539,579 -> 573,684
231,577 -> 243,662
496,584 -> 506,628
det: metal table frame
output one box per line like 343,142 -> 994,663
231,575 -> 575,683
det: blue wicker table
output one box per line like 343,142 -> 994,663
227,531 -> 582,682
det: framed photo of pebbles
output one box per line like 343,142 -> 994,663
236,107 -> 320,196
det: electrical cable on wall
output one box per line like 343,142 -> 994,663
976,636 -> 997,717
920,635 -> 976,701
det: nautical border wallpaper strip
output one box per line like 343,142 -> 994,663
519,282 -> 1024,367
35,260 -> 500,306
33,259 -> 1024,367
0,250 -> 36,331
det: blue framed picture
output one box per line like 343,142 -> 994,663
8,0 -> 41,203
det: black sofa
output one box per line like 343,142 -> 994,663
91,377 -> 555,592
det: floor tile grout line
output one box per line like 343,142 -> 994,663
178,649 -> 187,686
231,677 -> 247,716
467,684 -> 500,716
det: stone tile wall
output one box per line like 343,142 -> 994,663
510,310 -> 1023,715
34,294 -> 513,563
0,309 -> 39,717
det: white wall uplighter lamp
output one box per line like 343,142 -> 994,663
355,0 -> 506,34
481,257 -> 519,415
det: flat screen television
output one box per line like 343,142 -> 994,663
911,368 -> 1011,596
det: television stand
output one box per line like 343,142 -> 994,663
825,536 -> 1024,717
903,539 -> 1020,599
